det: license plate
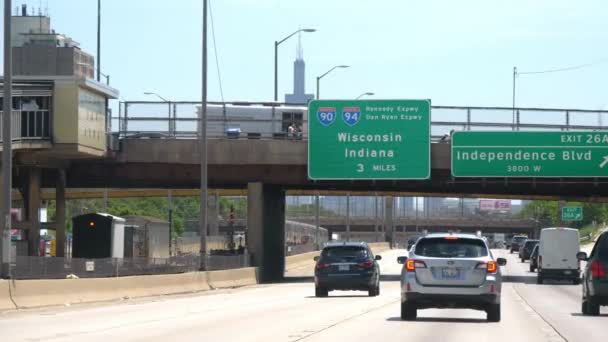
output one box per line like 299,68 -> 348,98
564,270 -> 572,275
441,268 -> 460,279
338,265 -> 350,272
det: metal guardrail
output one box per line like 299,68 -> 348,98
114,101 -> 608,141
0,110 -> 51,143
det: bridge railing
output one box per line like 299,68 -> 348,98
115,101 -> 608,141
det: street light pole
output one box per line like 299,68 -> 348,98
316,65 -> 350,99
200,0 -> 208,271
143,92 -> 169,102
512,66 -> 517,130
356,92 -> 374,100
273,28 -> 316,101
274,42 -> 278,102
97,0 -> 101,82
1,0 -> 12,279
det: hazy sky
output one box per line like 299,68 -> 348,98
2,0 -> 607,110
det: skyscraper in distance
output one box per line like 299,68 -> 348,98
284,32 -> 314,104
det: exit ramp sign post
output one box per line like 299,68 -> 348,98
562,207 -> 583,221
451,131 -> 608,177
308,99 -> 430,180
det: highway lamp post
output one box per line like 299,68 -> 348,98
143,92 -> 169,102
512,66 -> 517,130
415,198 -> 419,233
314,194 -> 320,250
168,190 -> 173,255
200,0 -> 209,271
316,65 -> 349,99
356,92 -> 374,100
374,193 -> 379,242
274,28 -> 316,102
346,193 -> 351,242
143,92 -> 173,135
1,0 -> 12,279
97,0 -> 102,82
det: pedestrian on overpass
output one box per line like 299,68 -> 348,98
288,123 -> 296,139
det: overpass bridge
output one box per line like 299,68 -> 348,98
211,216 -> 537,235
20,138 -> 608,200
7,101 -> 608,281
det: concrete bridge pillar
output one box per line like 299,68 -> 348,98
24,168 -> 41,256
384,196 -> 394,247
55,169 -> 66,257
247,182 -> 285,283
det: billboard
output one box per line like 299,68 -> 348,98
479,199 -> 512,212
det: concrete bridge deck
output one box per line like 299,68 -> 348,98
16,139 -> 608,199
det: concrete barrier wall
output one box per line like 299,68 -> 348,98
207,267 -> 258,288
285,251 -> 319,271
0,280 -> 16,310
115,272 -> 210,298
6,267 -> 258,310
10,277 -> 119,308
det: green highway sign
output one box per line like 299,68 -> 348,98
308,99 -> 430,180
451,131 -> 608,177
562,206 -> 583,221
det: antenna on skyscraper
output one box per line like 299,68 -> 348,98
296,27 -> 303,60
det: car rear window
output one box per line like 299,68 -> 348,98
321,246 -> 369,262
513,236 -> 527,243
525,241 -> 539,247
415,237 -> 488,258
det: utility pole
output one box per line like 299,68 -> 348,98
1,0 -> 13,279
314,194 -> 320,249
512,66 -> 517,130
168,190 -> 173,255
97,0 -> 101,82
346,193 -> 350,241
199,0 -> 208,270
374,194 -> 378,242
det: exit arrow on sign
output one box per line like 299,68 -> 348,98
600,156 -> 608,168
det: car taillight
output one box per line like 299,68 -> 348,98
591,261 -> 606,278
358,261 -> 374,268
476,261 -> 498,274
315,262 -> 330,270
406,259 -> 426,272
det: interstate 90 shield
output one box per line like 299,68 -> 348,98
317,107 -> 337,126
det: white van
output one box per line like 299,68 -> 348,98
538,228 -> 581,284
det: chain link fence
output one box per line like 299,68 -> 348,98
12,254 -> 249,280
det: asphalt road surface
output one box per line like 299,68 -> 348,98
0,248 -> 605,341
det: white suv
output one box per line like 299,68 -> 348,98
397,233 -> 507,322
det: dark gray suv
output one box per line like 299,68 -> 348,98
577,231 -> 608,316
314,241 -> 381,297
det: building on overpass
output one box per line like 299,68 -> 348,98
1,5 -> 118,257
